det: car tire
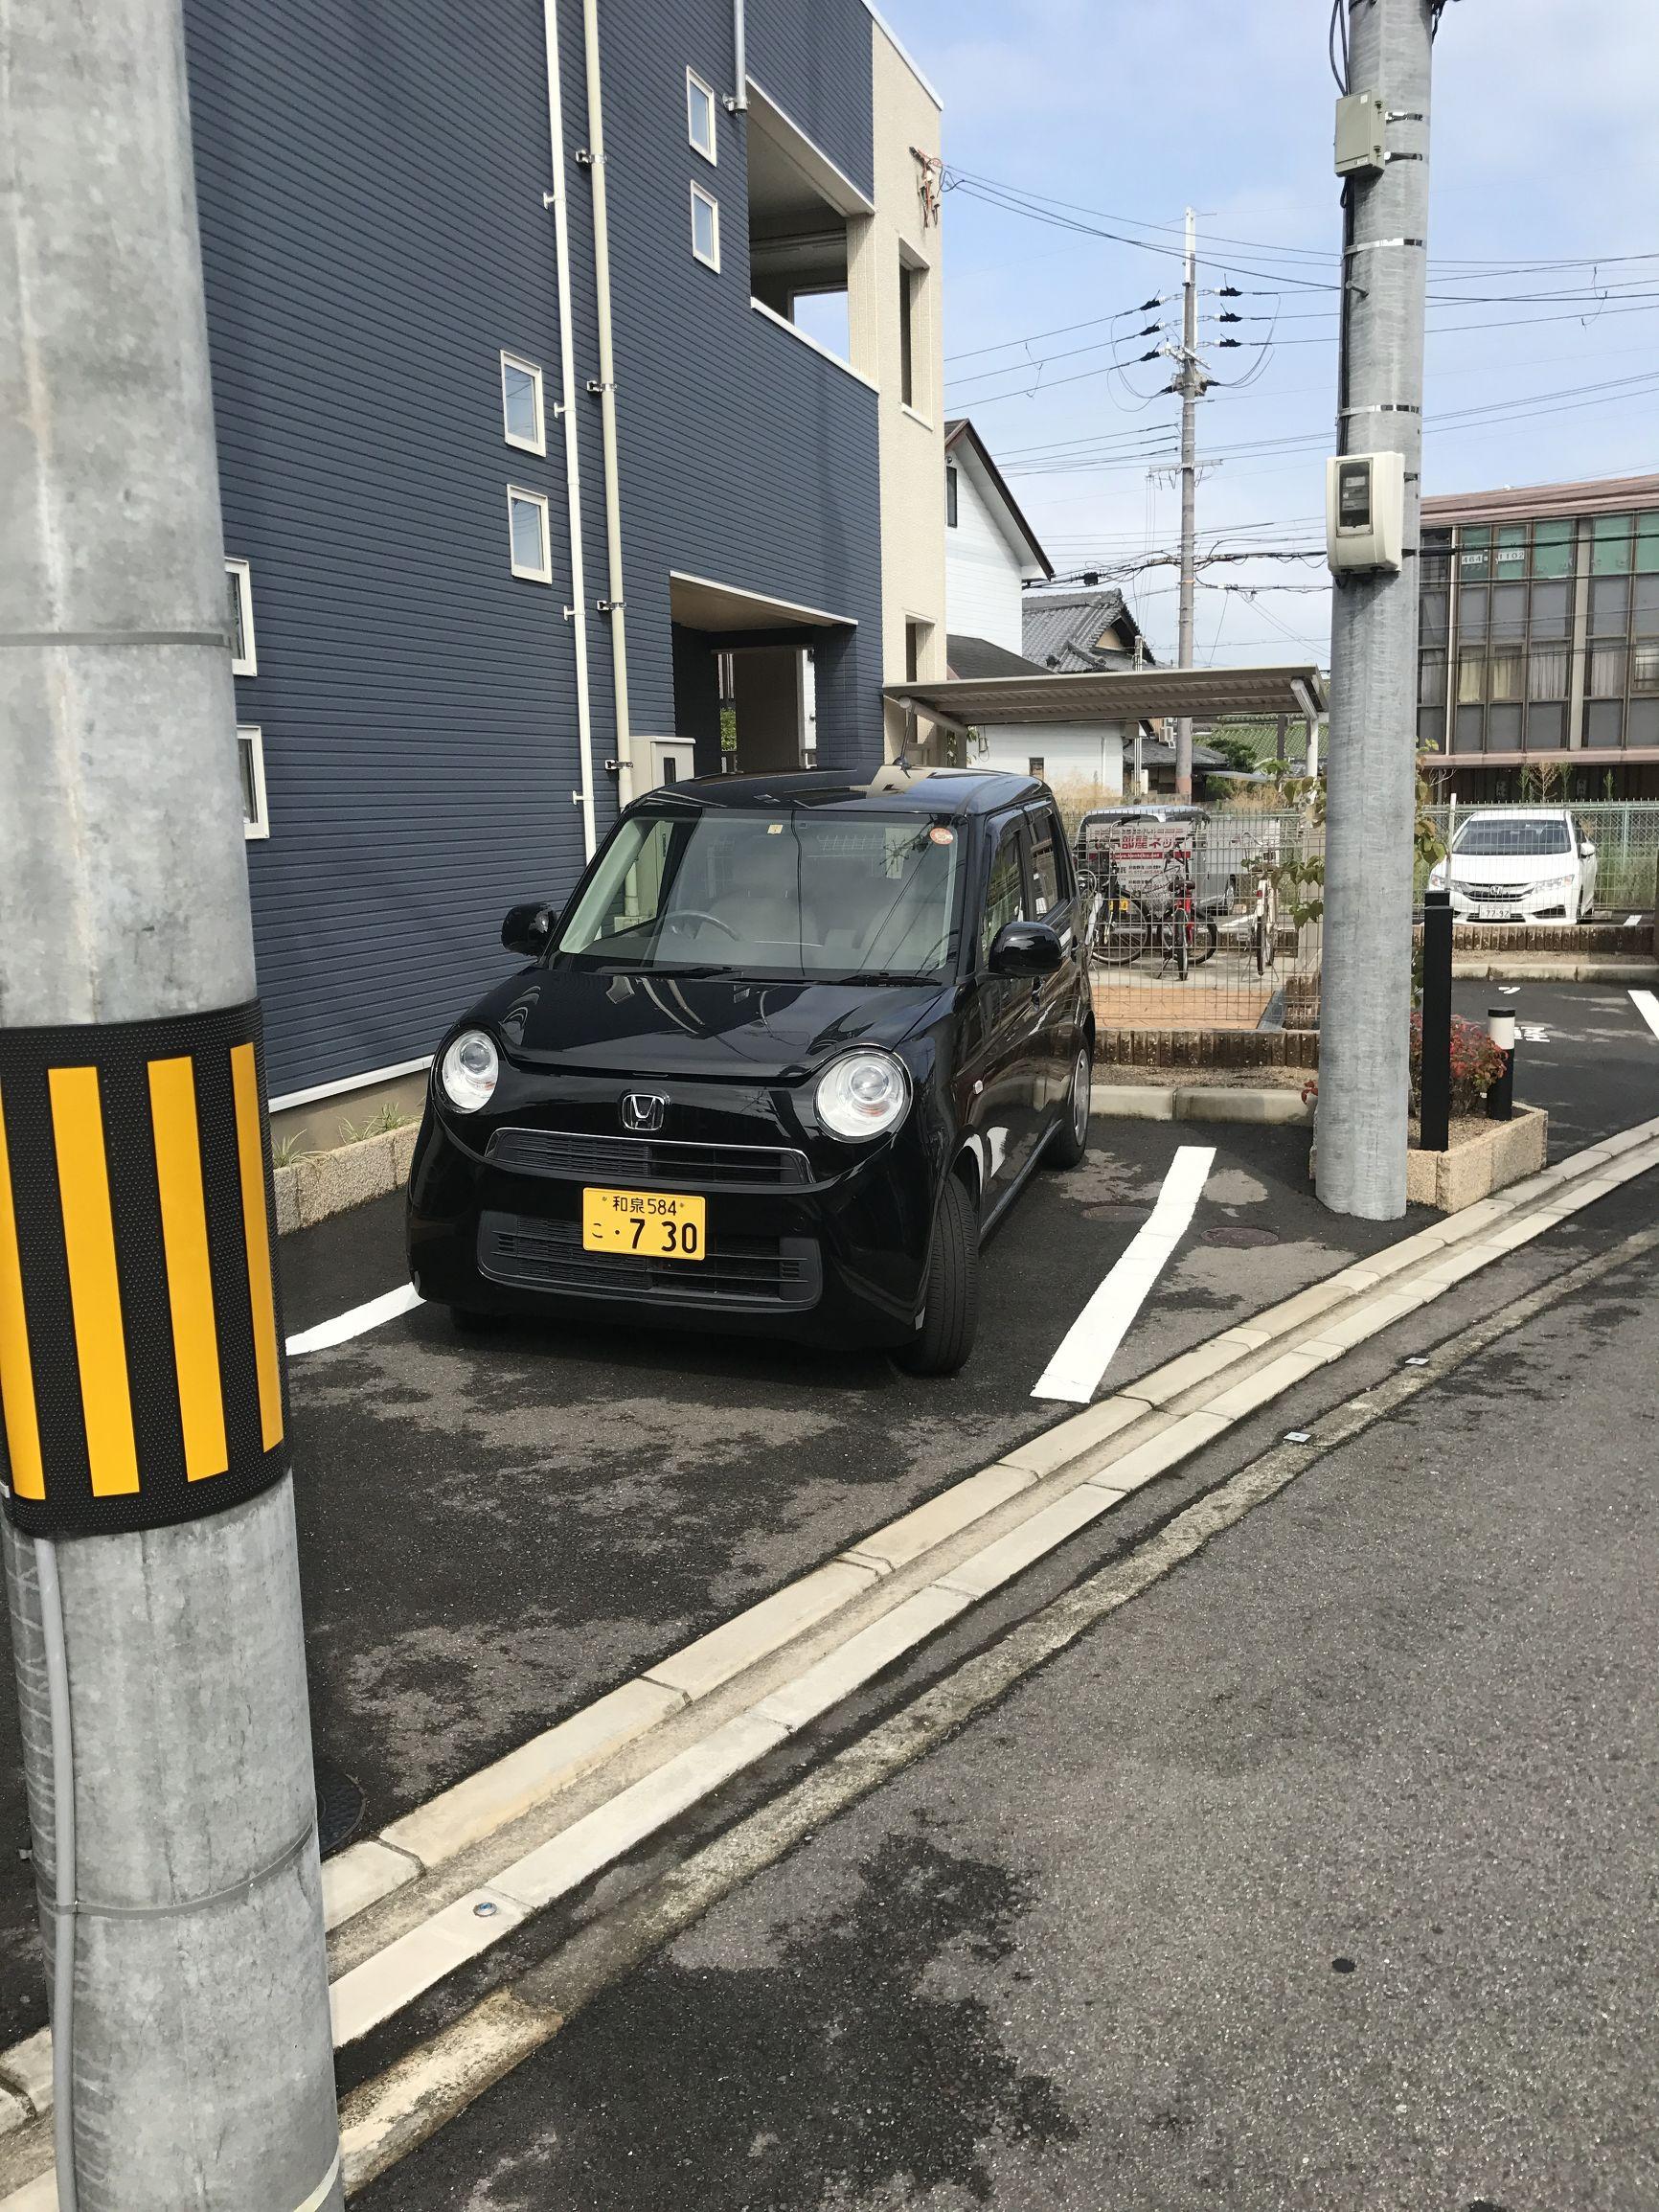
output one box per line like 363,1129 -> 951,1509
448,1305 -> 498,1336
896,1174 -> 981,1378
1043,1041 -> 1093,1171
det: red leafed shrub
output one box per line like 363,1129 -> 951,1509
1300,1015 -> 1504,1120
1411,1011 -> 1506,1118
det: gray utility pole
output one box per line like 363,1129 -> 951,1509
0,2 -> 341,2206
1173,207 -> 1204,803
1316,0 -> 1435,1220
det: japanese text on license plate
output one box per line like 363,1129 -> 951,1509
580,1187 -> 706,1261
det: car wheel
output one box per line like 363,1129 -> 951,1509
896,1174 -> 981,1378
1044,1042 -> 1093,1171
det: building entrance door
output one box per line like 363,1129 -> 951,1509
729,646 -> 808,772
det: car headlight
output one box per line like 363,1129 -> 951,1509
439,1029 -> 499,1113
1427,861 -> 1446,890
815,1050 -> 911,1141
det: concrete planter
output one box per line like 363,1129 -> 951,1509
1404,1106 -> 1548,1213
274,1121 -> 419,1236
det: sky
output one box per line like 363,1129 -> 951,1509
876,0 -> 1659,670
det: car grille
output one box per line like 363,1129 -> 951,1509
478,1213 -> 822,1309
488,1128 -> 809,1190
1462,882 -> 1530,903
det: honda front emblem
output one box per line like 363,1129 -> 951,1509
620,1092 -> 667,1133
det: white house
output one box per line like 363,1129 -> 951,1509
944,418 -> 1051,653
944,420 -> 1137,796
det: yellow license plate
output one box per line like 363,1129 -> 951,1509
581,1187 -> 707,1262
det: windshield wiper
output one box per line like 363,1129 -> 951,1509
583,959 -> 727,978
824,969 -> 927,987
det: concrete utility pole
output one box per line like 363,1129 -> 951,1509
0,3 -> 342,2206
1316,0 -> 1435,1220
1173,207 -> 1202,802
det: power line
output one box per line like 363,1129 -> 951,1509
944,297 -> 1170,365
945,164 -> 1659,280
998,368 -> 1659,475
945,172 -> 1345,292
948,296 -> 1659,402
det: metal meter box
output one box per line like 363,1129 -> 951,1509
1326,451 -> 1405,574
1334,91 -> 1387,176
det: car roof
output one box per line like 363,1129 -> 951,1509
633,768 -> 1045,817
1461,806 -> 1572,817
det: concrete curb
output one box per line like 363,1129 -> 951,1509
1451,958 -> 1659,984
1091,1082 -> 1312,1126
5,1113 -> 1658,2190
274,1122 -> 417,1236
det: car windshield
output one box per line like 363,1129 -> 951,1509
1453,817 -> 1570,857
553,807 -> 965,980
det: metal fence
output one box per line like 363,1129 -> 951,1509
1070,797 -> 1657,1038
1074,807 -> 1324,1035
1417,801 -> 1659,915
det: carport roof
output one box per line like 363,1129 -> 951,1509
885,663 -> 1328,728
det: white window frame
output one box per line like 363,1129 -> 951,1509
238,725 -> 269,840
690,182 -> 720,272
686,68 -> 717,165
500,352 -> 546,456
507,486 -> 553,583
226,558 -> 257,676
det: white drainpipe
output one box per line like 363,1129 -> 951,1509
542,0 -> 598,856
582,0 -> 635,810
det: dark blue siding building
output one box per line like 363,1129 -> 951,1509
181,0 -> 942,1115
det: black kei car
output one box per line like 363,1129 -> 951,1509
407,768 -> 1095,1376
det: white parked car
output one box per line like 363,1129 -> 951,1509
1427,808 -> 1598,924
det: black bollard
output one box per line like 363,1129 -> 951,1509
1420,888 -> 1453,1152
1487,1007 -> 1516,1121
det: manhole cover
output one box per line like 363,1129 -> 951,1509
314,1755 -> 366,1859
1201,1225 -> 1281,1248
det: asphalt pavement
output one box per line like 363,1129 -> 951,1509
0,983 -> 1648,2057
363,1218 -> 1659,2212
1449,977 -> 1657,1156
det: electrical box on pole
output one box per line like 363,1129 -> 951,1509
1334,91 -> 1388,175
1325,451 -> 1406,573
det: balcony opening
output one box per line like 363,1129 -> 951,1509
743,84 -> 871,371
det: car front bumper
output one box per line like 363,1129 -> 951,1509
405,1106 -> 940,1351
1446,879 -> 1580,924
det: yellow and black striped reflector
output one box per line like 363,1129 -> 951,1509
0,1003 -> 288,1536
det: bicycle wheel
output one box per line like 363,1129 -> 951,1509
1096,896 -> 1148,966
1172,917 -> 1190,982
1192,918 -> 1219,966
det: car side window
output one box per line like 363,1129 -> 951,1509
980,821 -> 1029,967
1028,808 -> 1064,916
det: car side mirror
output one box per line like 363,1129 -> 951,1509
989,919 -> 1064,977
502,901 -> 556,957
1580,841 -> 1596,858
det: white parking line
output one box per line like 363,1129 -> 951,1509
1032,1144 -> 1216,1404
1630,989 -> 1659,1043
286,1283 -> 421,1357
